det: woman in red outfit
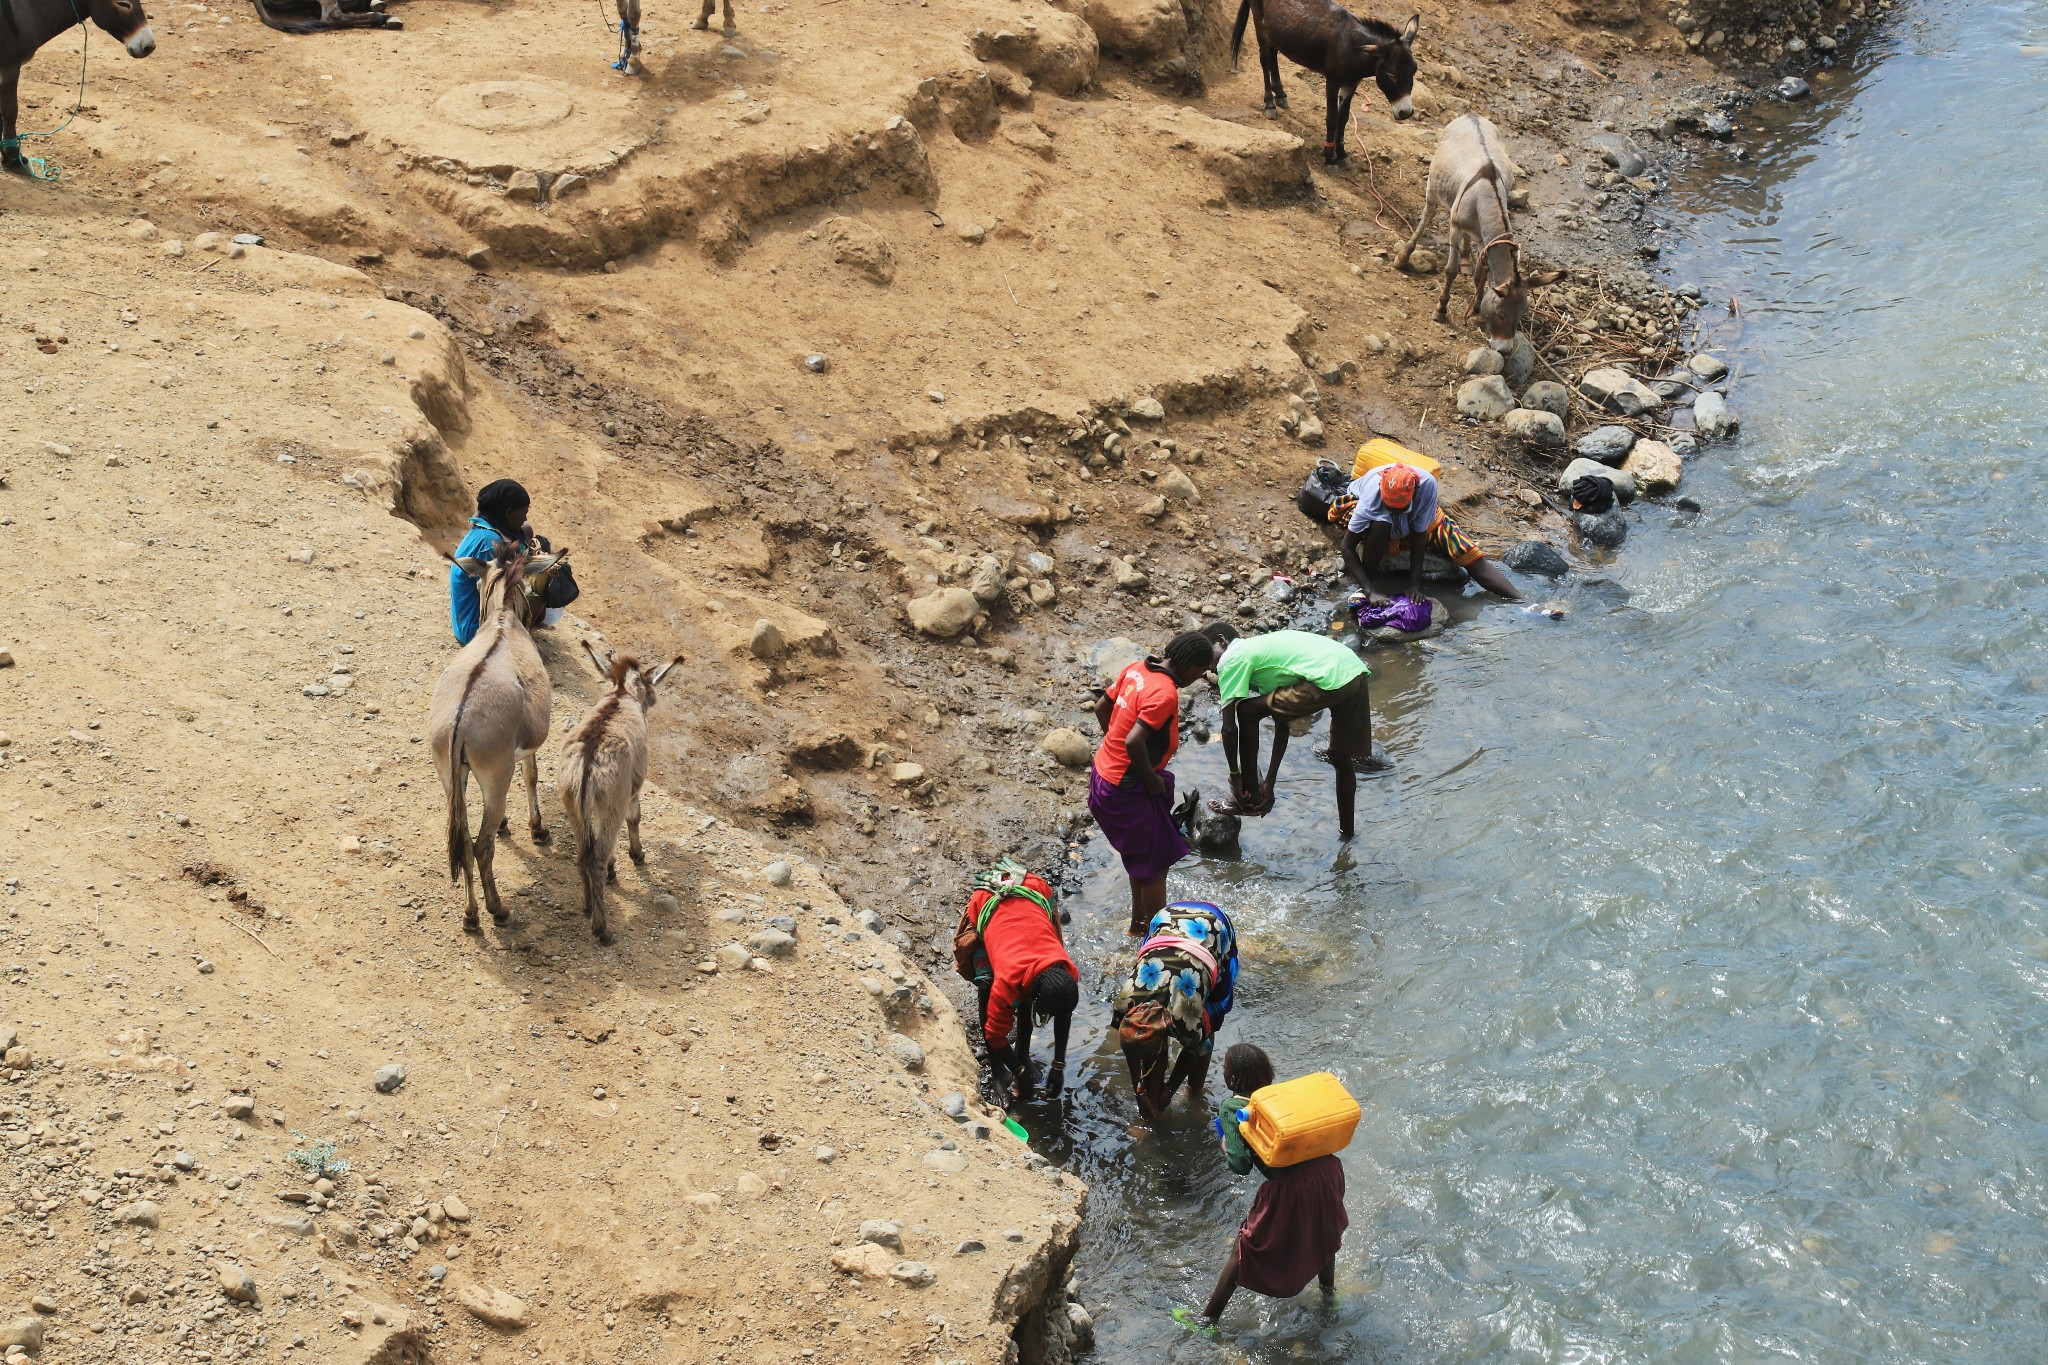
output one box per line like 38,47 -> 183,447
968,874 -> 1080,1104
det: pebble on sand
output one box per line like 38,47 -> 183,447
372,1064 -> 406,1094
885,1033 -> 926,1071
216,1264 -> 258,1303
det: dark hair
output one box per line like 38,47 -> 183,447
1028,965 -> 1079,1018
1164,631 -> 1215,676
1198,622 -> 1241,653
476,478 -> 531,538
1222,1043 -> 1274,1095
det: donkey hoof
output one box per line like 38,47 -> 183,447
595,929 -> 616,947
1264,107 -> 1280,120
531,826 -> 551,846
463,916 -> 482,934
722,24 -> 738,35
490,907 -> 510,926
628,847 -> 647,865
690,16 -> 708,28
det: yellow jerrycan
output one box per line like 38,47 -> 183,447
1240,1072 -> 1362,1168
1351,437 -> 1442,481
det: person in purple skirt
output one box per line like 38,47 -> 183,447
1087,632 -> 1214,934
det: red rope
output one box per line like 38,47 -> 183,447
1353,110 -> 1414,237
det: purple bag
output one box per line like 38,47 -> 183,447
1354,595 -> 1433,633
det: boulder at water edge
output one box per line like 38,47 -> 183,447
1578,366 -> 1665,417
1574,425 -> 1636,465
1576,509 -> 1628,548
1622,439 -> 1683,495
1559,457 -> 1635,503
1694,390 -> 1739,438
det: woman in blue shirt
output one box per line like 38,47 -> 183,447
450,479 -> 540,645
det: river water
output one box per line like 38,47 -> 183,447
1031,3 -> 2048,1359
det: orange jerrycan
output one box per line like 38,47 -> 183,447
1241,1072 -> 1361,1168
1352,437 -> 1442,481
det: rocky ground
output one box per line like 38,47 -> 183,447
1,0 -> 1876,1357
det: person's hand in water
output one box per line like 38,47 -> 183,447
1042,1062 -> 1065,1099
1170,1307 -> 1222,1338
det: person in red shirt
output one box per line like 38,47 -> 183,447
975,891 -> 1079,1104
1089,632 -> 1215,934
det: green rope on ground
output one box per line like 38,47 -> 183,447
3,0 -> 91,182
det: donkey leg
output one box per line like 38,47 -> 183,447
626,792 -> 646,865
477,780 -> 512,926
614,0 -> 641,70
1322,82 -> 1344,164
1335,83 -> 1358,163
692,0 -> 712,31
2,66 -> 23,174
1394,185 -> 1435,270
1436,237 -> 1462,323
524,752 -> 550,845
720,0 -> 737,35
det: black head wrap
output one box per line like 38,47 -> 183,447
476,479 -> 531,539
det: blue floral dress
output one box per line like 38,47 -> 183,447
1113,901 -> 1240,1055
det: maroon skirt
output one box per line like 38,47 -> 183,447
1236,1154 -> 1348,1299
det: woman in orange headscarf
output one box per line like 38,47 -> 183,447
1338,462 -> 1524,603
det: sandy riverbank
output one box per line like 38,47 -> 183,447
0,0 -> 1878,1355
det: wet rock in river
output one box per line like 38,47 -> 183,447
1502,541 -> 1570,578
1576,509 -> 1628,548
1693,390 -> 1740,438
1687,352 -> 1730,382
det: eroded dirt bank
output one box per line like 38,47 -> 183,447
1,0 -> 1873,1357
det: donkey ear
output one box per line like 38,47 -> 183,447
648,652 -> 687,686
454,556 -> 487,580
1526,269 -> 1568,287
1400,12 -> 1418,42
580,638 -> 612,678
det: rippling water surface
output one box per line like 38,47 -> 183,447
1029,4 -> 2048,1358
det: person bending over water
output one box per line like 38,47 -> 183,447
1200,624 -> 1372,840
1111,901 -> 1240,1124
1339,461 -> 1524,604
1088,632 -> 1214,934
1187,1044 -> 1348,1332
956,861 -> 1080,1104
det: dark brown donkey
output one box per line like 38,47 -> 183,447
1231,0 -> 1416,165
2,0 -> 154,175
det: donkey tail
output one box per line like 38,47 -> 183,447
1230,0 -> 1256,64
446,748 -> 471,883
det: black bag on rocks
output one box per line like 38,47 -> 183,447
1569,475 -> 1617,515
1297,459 -> 1351,525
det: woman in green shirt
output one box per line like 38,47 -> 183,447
1201,625 -> 1373,840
